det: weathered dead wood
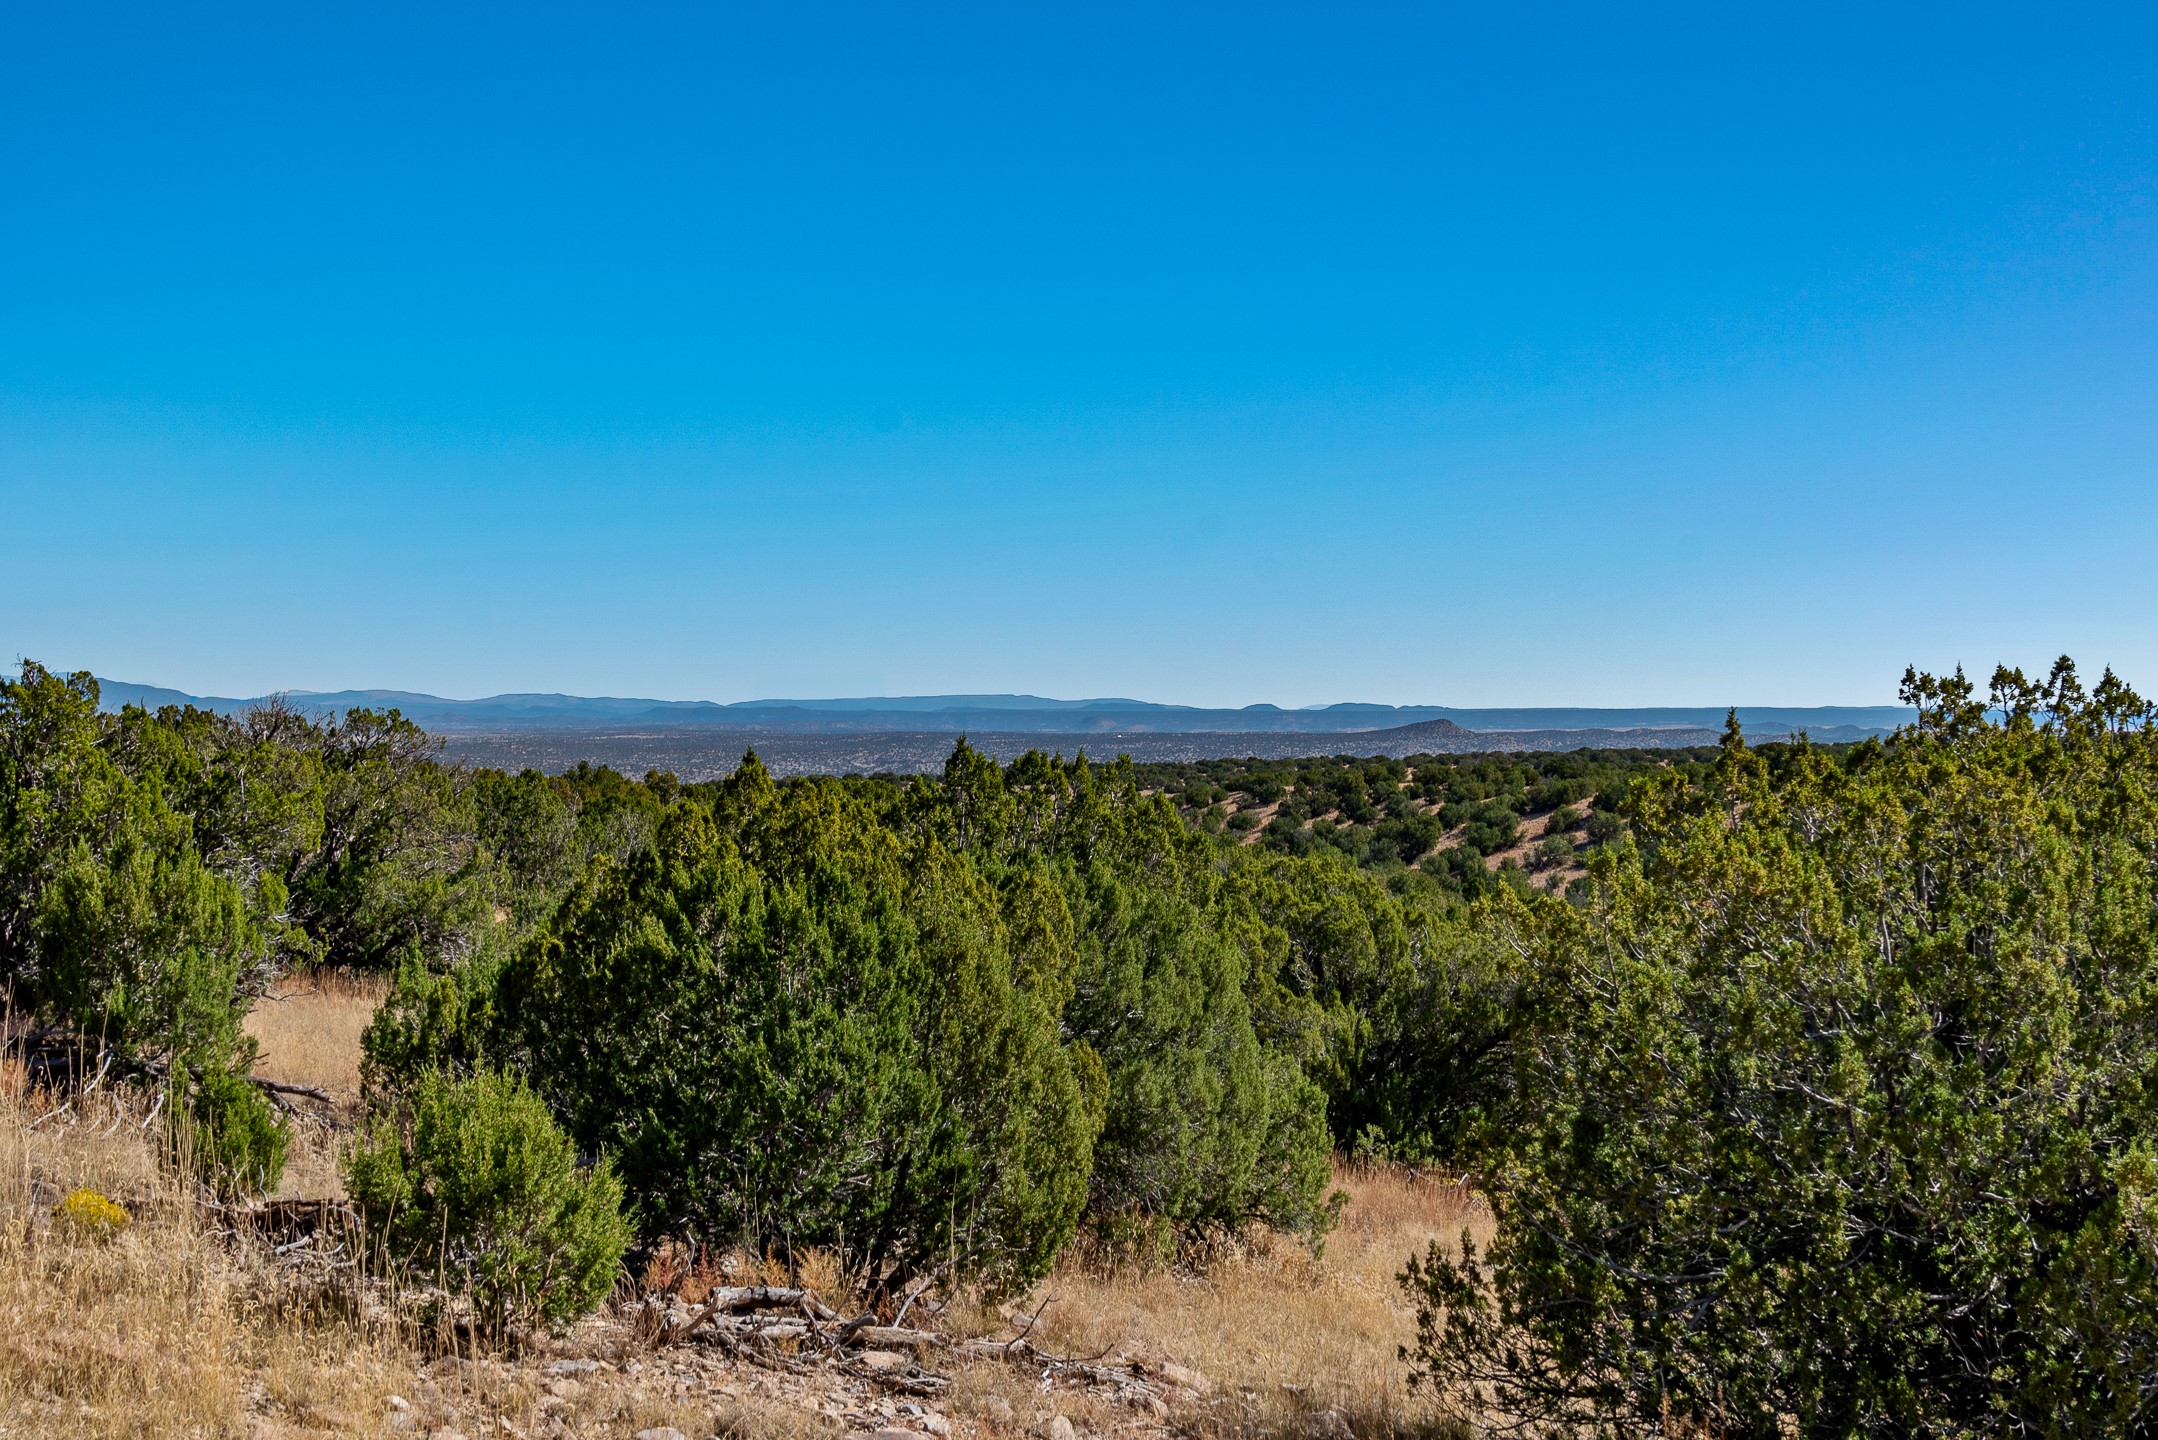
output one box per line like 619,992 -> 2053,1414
640,1290 -> 1169,1412
704,1285 -> 826,1314
851,1325 -> 942,1350
6,1029 -> 341,1108
644,1285 -> 848,1349
708,1316 -> 811,1342
849,1361 -> 952,1396
956,1335 -> 1177,1405
252,1076 -> 338,1105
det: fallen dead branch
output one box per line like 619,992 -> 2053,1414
631,1283 -> 1184,1418
638,1284 -> 842,1348
5,1027 -> 343,1116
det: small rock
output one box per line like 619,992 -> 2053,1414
544,1359 -> 602,1377
1155,1361 -> 1210,1394
899,1403 -> 923,1416
1040,1417 -> 1075,1440
919,1416 -> 953,1436
634,1429 -> 688,1440
386,1397 -> 411,1412
857,1349 -> 910,1373
1311,1411 -> 1352,1439
982,1396 -> 1016,1425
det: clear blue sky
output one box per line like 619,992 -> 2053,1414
4,4 -> 2154,707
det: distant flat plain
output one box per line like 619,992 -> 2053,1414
437,720 -> 1742,780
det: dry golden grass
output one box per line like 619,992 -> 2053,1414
0,1073 -> 420,1439
242,972 -> 389,1200
0,1073 -> 678,1439
949,1163 -> 1488,1440
244,971 -> 388,1098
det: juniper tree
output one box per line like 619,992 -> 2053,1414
1408,662 -> 2158,1436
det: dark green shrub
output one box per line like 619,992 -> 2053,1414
471,768 -> 580,923
1420,845 -> 1473,880
279,708 -> 494,972
178,1062 -> 289,1197
1318,823 -> 1369,864
1,665 -> 297,1194
1542,804 -> 1582,834
1059,860 -> 1333,1238
35,835 -> 262,1066
1461,803 -> 1519,856
1373,815 -> 1442,866
1530,835 -> 1574,870
1262,818 -> 1317,857
345,1069 -> 629,1333
360,943 -> 512,1096
1525,777 -> 1590,813
487,790 -> 1101,1295
1409,667 -> 2158,1435
1213,845 -> 1530,1163
882,745 -> 1337,1244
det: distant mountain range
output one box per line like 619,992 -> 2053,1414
94,679 -> 1911,742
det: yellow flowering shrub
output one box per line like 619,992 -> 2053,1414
53,1188 -> 130,1240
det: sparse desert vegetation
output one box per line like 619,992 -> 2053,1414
8,655 -> 2158,1435
2,1016 -> 1475,1438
